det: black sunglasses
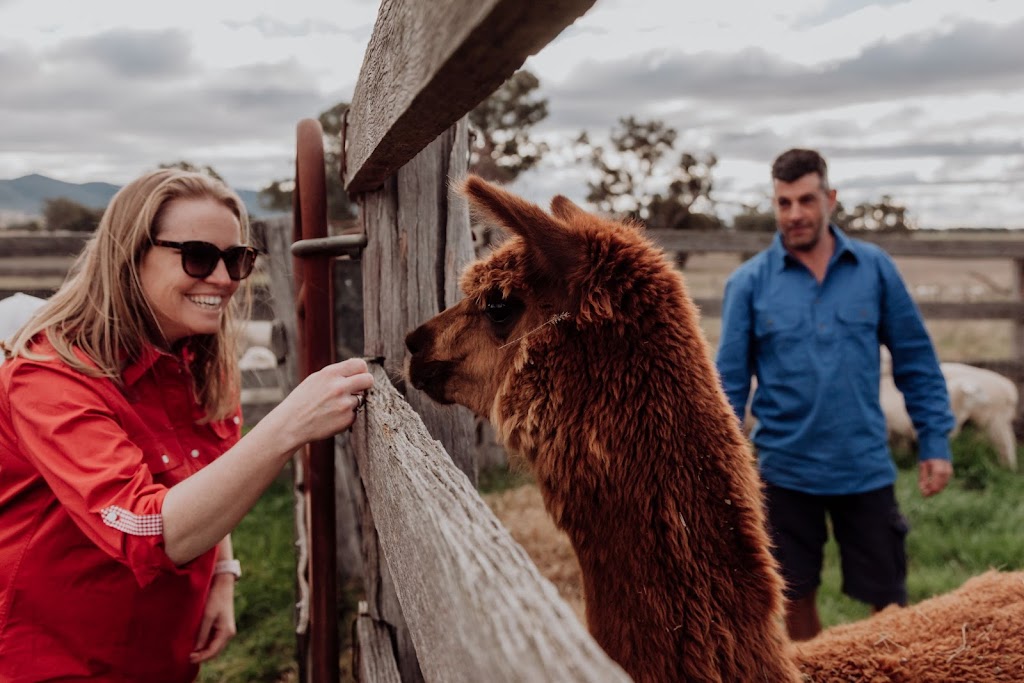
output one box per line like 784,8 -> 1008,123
152,239 -> 260,281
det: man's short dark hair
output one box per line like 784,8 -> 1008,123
772,148 -> 829,189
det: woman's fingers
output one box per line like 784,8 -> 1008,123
273,361 -> 376,442
344,371 -> 374,395
334,356 -> 370,377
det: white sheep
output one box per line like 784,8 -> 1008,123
0,293 -> 45,342
238,345 -> 278,371
0,293 -> 46,367
881,358 -> 1018,471
741,350 -> 1019,471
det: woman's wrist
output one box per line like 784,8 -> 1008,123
214,558 -> 242,580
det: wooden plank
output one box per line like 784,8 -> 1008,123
358,120 -> 477,682
8,229 -> 1024,265
0,231 -> 90,256
1013,259 -> 1024,365
330,258 -> 368,587
361,120 -> 477,480
345,0 -> 596,193
692,297 -> 1024,320
0,257 -> 76,276
354,606 -> 402,683
350,366 -> 630,683
648,229 -> 1024,258
354,458 -> 418,683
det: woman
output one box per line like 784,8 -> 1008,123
0,169 -> 373,681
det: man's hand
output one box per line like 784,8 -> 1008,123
918,458 -> 953,497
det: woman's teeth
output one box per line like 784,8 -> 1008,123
188,295 -> 223,310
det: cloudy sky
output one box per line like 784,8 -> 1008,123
2,0 -> 1023,228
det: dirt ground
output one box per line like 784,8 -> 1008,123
484,483 -> 587,623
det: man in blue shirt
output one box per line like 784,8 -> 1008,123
715,148 -> 954,641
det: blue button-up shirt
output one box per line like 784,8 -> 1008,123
715,226 -> 953,495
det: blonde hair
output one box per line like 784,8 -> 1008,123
4,168 -> 253,421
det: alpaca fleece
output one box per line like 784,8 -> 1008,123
794,570 -> 1024,681
407,176 -> 800,682
406,176 -> 1024,683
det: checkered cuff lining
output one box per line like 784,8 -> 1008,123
99,506 -> 164,536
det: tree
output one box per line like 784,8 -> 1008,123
259,102 -> 357,230
42,197 -> 103,232
158,161 -> 226,183
733,203 -> 776,232
575,117 -> 722,231
733,196 -> 915,233
468,69 -> 549,183
834,196 -> 914,232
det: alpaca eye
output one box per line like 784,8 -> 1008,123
483,293 -> 524,329
486,301 -> 513,323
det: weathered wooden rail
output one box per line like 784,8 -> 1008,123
9,0 -> 1024,677
288,1 -> 607,680
647,229 -> 1024,386
8,227 -> 1024,340
348,366 -> 628,682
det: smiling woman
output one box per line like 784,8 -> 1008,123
0,168 -> 373,682
141,198 -> 251,344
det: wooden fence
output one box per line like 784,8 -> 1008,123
7,223 -> 1024,679
647,229 -> 1024,395
7,1 -> 1024,674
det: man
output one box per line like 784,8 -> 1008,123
715,148 -> 954,641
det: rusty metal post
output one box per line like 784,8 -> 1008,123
293,117 -> 339,683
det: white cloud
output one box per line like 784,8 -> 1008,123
0,0 -> 1022,228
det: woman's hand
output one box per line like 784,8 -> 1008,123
162,359 -> 375,566
267,357 -> 375,451
189,574 -> 237,664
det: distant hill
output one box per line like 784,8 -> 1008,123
0,174 -> 274,221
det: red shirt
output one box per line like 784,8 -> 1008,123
0,340 -> 241,682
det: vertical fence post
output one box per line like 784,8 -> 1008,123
1011,258 -> 1024,427
293,118 -> 339,683
1013,258 -> 1024,367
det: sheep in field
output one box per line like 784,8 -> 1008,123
405,176 -> 1024,682
0,293 -> 45,367
881,356 -> 1018,471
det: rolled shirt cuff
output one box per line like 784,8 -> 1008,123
916,432 -> 953,462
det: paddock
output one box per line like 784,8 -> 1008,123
3,1 -> 1024,680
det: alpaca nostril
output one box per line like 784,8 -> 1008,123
405,326 -> 426,355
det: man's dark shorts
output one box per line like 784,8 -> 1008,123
763,483 -> 909,609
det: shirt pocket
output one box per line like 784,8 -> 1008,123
137,438 -> 184,481
836,301 -> 879,329
754,307 -> 808,377
836,301 -> 881,351
209,416 -> 240,441
754,307 -> 804,342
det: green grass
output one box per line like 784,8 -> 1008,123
199,470 -> 298,683
817,426 -> 1024,628
477,461 -> 535,494
198,428 -> 1024,677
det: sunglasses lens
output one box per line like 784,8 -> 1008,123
181,242 -> 221,278
224,247 -> 257,281
174,241 -> 257,280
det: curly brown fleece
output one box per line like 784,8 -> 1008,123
406,176 -> 1024,683
407,175 -> 800,682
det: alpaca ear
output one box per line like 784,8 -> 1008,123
550,194 -> 584,221
460,175 -> 584,279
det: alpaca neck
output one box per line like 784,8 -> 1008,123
551,480 -> 800,683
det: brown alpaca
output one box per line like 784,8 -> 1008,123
406,176 -> 801,682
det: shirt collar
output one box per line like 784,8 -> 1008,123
123,341 -> 194,386
770,223 -> 858,271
